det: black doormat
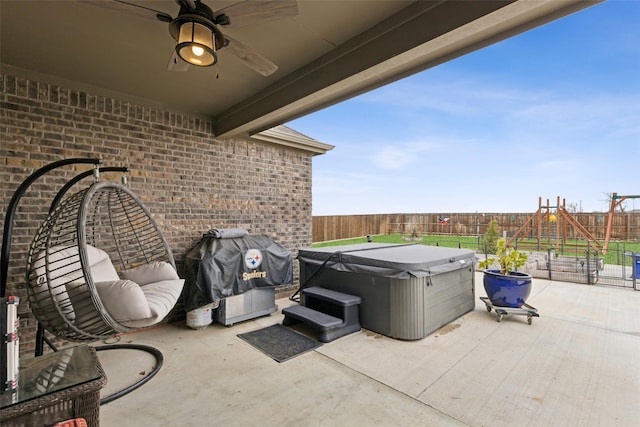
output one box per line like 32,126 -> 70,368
237,324 -> 322,363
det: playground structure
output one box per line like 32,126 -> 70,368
499,195 -> 639,287
503,196 -> 604,285
506,194 -> 639,255
506,196 -> 601,254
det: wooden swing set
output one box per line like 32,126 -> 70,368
505,196 -> 600,254
506,194 -> 639,255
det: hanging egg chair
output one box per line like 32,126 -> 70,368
26,180 -> 185,342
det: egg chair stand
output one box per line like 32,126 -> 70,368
2,158 -> 184,405
2,159 -> 103,299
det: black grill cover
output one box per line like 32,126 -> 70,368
183,234 -> 293,312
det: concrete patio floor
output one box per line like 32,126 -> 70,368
96,272 -> 640,426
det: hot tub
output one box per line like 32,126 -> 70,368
297,243 -> 476,340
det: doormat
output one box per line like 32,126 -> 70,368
237,324 -> 322,363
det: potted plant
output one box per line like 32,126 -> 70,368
478,238 -> 532,308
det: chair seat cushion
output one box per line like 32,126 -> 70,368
33,245 -> 185,330
128,279 -> 185,328
95,280 -> 153,323
121,261 -> 180,285
95,278 -> 185,328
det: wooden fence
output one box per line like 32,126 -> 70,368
312,212 -> 640,243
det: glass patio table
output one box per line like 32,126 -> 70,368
0,345 -> 106,427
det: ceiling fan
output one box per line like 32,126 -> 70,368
80,0 -> 298,76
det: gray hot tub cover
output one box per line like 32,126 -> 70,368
298,243 -> 476,280
183,234 -> 292,311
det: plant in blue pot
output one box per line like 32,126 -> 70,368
478,238 -> 532,308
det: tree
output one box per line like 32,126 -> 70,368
482,219 -> 500,254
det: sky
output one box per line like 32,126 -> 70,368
286,0 -> 640,216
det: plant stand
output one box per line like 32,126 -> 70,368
480,297 -> 539,325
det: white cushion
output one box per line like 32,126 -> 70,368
121,261 -> 179,285
94,280 -> 153,323
85,246 -> 120,282
119,279 -> 185,328
33,245 -> 119,283
33,244 -> 184,329
33,246 -> 83,282
31,247 -> 84,321
33,275 -> 77,321
93,278 -> 184,328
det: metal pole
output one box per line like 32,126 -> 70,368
1,158 -> 102,297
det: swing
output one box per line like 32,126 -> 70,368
26,180 -> 184,342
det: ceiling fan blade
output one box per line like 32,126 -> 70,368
167,50 -> 190,72
77,0 -> 173,22
214,0 -> 298,27
223,35 -> 278,76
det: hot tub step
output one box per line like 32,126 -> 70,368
301,287 -> 361,306
282,305 -> 342,329
282,303 -> 361,343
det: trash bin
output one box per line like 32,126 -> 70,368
626,252 -> 640,279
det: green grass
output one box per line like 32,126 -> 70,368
312,234 -> 640,266
312,234 -> 479,249
312,234 -> 478,250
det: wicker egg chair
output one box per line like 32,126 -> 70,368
26,180 -> 184,342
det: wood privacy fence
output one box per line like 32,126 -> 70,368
312,212 -> 640,243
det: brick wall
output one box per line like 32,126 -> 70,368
1,74 -> 313,355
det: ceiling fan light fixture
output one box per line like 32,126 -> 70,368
176,21 -> 216,66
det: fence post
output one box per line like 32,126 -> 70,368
622,251 -> 640,291
621,243 -> 626,282
633,251 -> 638,291
547,248 -> 553,280
586,242 -> 592,285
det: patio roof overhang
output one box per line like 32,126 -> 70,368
1,1 -> 602,138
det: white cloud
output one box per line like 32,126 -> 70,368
370,141 -> 443,170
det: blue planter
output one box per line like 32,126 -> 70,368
483,270 -> 532,308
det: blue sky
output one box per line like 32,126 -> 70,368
287,0 -> 640,216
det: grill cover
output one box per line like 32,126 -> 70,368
183,234 -> 292,312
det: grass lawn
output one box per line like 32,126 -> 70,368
312,234 -> 640,266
